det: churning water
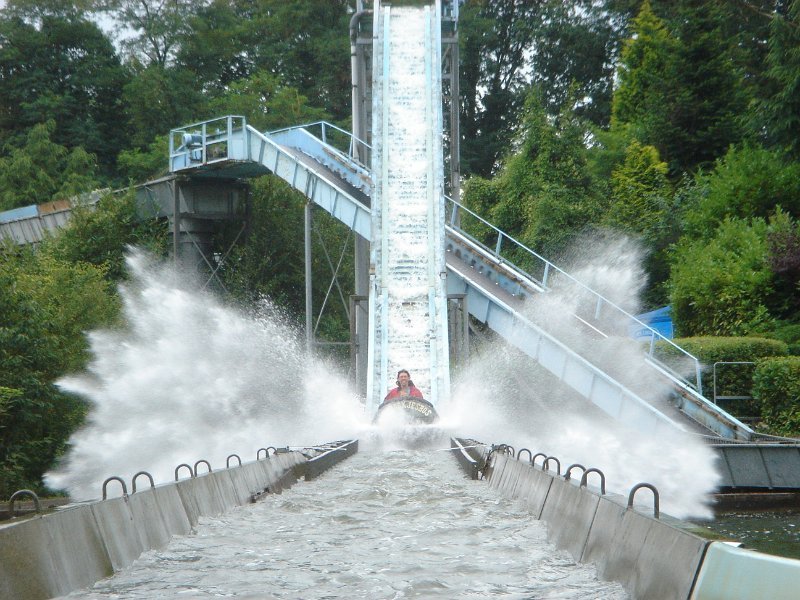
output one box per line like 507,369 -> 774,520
437,234 -> 722,519
62,450 -> 627,599
46,236 -> 721,519
45,250 -> 367,501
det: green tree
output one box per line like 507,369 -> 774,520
0,121 -> 99,210
175,0 -> 255,94
764,208 -> 800,316
177,0 -> 351,123
0,251 -> 117,497
464,90 -> 600,261
669,217 -> 774,336
752,0 -> 800,158
531,0 -> 620,127
116,134 -> 170,183
42,190 -> 169,282
0,13 -> 129,177
612,0 -> 676,130
602,140 -> 675,304
97,0 -> 200,67
121,63 -> 205,150
682,144 -> 800,240
0,187 -> 168,496
612,0 -> 748,173
208,71 -> 329,132
459,0 -> 542,177
604,141 -> 670,236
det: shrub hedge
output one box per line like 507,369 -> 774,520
752,357 -> 800,437
657,336 -> 788,417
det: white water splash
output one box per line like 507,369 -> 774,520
46,250 -> 367,500
437,234 -> 722,519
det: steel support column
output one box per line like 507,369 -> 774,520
305,201 -> 313,351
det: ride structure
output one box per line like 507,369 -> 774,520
365,0 -> 450,414
6,0 -> 800,484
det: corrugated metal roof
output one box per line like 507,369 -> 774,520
0,204 -> 38,224
0,190 -> 109,245
38,199 -> 71,215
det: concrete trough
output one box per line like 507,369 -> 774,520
150,483 -> 192,537
126,487 -> 174,550
304,440 -> 359,481
581,494 -> 708,600
0,505 -> 113,599
539,475 -> 601,560
472,450 -> 800,600
0,443 -> 356,600
90,496 -> 147,572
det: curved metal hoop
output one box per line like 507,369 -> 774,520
174,463 -> 194,481
628,483 -> 660,518
542,456 -> 561,475
495,444 -> 515,457
517,448 -> 532,462
531,452 -> 547,467
8,489 -> 41,516
226,454 -> 242,468
102,476 -> 128,500
579,468 -> 606,495
194,460 -> 212,476
131,471 -> 155,494
564,464 -> 586,481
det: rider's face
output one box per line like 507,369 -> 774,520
398,372 -> 410,387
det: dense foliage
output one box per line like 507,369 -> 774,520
666,336 -> 789,417
4,0 -> 800,490
752,357 -> 800,436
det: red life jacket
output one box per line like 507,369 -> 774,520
384,386 -> 424,402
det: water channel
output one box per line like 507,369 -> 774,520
62,448 -> 627,599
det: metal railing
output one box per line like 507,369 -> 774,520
168,116 -> 704,394
169,115 -> 246,164
268,120 -> 371,170
445,198 -> 704,393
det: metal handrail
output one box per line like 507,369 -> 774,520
268,120 -> 372,168
169,115 -> 246,163
169,116 -> 703,393
444,196 -> 704,393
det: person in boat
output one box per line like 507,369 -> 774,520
383,369 -> 424,403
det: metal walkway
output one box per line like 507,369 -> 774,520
167,114 -> 752,441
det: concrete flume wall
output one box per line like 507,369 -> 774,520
0,442 -> 357,600
484,451 -> 800,600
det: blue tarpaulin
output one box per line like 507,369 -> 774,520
630,305 -> 673,340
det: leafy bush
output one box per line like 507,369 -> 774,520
0,267 -> 96,497
669,218 -> 774,336
41,190 -> 168,281
752,357 -> 800,437
683,145 -> 800,240
752,321 -> 800,356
